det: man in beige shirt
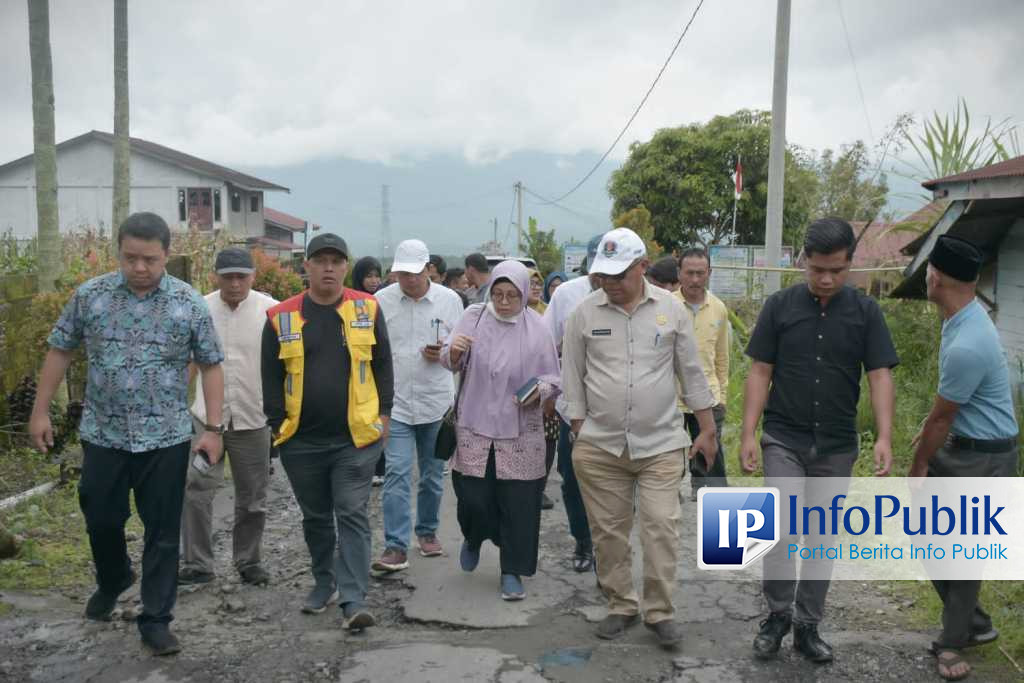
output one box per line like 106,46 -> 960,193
676,247 -> 731,500
562,228 -> 717,649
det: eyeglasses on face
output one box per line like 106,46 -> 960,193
597,259 -> 641,282
490,291 -> 522,303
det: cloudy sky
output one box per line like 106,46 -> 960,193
1,0 -> 1020,255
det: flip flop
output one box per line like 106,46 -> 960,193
928,629 -> 998,655
935,650 -> 970,681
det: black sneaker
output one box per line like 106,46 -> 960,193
140,625 -> 181,656
177,567 -> 215,585
301,583 -> 338,614
341,602 -> 375,631
753,611 -> 792,659
239,565 -> 270,586
793,622 -> 833,663
84,570 -> 137,621
645,619 -> 683,648
595,613 -> 639,640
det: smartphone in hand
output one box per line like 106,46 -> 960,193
192,449 -> 212,474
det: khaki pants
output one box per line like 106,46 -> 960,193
181,421 -> 271,574
572,439 -> 684,623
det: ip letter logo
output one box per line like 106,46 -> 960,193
698,488 -> 779,570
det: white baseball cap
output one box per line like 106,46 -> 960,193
588,227 -> 647,276
391,239 -> 430,274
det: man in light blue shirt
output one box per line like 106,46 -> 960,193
909,234 -> 1019,681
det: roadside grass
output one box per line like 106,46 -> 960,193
0,446 -> 143,593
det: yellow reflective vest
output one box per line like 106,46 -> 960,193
266,291 -> 384,447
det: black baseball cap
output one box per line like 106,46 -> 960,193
214,247 -> 254,275
306,233 -> 349,259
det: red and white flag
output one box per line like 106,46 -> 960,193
731,157 -> 743,200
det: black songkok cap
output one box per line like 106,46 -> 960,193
928,235 -> 983,282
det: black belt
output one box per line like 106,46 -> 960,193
948,434 -> 1019,453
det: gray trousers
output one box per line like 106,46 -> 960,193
761,433 -> 857,625
181,421 -> 271,574
279,435 -> 380,607
929,442 -> 1018,650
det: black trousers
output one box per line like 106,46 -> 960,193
683,404 -> 728,489
78,440 -> 190,630
928,442 -> 1018,650
452,447 -> 543,576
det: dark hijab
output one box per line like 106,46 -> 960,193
352,256 -> 383,294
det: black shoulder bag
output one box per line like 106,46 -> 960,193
433,306 -> 486,461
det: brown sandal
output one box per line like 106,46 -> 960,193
936,650 -> 970,681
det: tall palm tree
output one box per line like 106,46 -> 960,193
111,0 -> 129,246
27,0 -> 60,292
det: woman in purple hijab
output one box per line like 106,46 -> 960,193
441,260 -> 560,601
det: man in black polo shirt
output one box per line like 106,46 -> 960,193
740,218 -> 898,663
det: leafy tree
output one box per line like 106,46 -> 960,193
815,140 -> 889,222
524,217 -> 563,276
28,0 -> 61,292
612,206 -> 662,257
608,110 -> 819,251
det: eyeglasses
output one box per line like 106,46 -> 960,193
490,291 -> 522,303
597,260 -> 641,282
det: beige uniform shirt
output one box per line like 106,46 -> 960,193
674,289 -> 730,412
561,281 -> 714,459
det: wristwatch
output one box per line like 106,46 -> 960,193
203,422 -> 226,435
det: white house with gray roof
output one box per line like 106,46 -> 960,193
0,130 -> 289,238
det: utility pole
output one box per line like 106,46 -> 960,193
380,184 -> 392,259
514,181 -> 524,256
764,0 -> 791,295
493,217 -> 498,245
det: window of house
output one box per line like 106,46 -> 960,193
250,195 -> 259,212
178,190 -> 186,222
231,192 -> 241,212
213,189 -> 221,221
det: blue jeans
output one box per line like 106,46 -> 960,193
279,436 -> 379,607
557,417 -> 592,548
382,419 -> 445,551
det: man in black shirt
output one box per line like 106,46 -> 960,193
261,233 -> 393,630
741,218 -> 898,663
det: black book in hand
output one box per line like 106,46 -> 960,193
514,377 -> 540,405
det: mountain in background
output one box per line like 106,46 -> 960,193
244,150 -> 619,258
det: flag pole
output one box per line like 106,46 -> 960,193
731,153 -> 740,239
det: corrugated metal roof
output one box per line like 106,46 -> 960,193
922,154 -> 1024,189
264,207 -> 306,232
0,130 -> 289,192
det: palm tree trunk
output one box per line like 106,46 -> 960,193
27,0 -> 60,292
111,0 -> 129,247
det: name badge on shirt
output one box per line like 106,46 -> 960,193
350,320 -> 373,329
278,333 -> 301,342
591,328 -> 612,336
656,314 -> 668,326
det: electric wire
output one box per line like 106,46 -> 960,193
836,0 -> 874,142
538,0 -> 705,204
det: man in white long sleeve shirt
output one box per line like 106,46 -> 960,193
372,240 -> 465,573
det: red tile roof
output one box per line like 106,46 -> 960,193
922,154 -> 1024,189
263,207 -> 307,232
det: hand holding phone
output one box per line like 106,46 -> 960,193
192,449 -> 212,474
